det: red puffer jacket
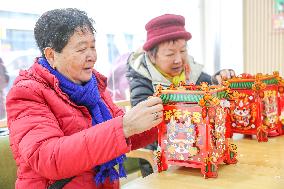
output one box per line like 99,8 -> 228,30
6,61 -> 157,189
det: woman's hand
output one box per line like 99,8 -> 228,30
123,97 -> 163,138
211,69 -> 235,85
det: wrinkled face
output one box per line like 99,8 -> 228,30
53,28 -> 97,84
150,39 -> 188,77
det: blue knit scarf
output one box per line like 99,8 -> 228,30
38,57 -> 126,185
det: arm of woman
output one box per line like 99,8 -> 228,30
123,97 -> 162,150
128,74 -> 154,107
7,85 -> 131,180
126,71 -> 161,149
196,72 -> 212,85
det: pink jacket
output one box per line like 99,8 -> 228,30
6,61 -> 157,189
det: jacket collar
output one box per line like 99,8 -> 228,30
128,51 -> 204,87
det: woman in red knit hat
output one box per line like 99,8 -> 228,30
126,13 -> 235,177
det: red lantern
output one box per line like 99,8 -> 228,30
155,83 -> 237,178
226,72 -> 283,141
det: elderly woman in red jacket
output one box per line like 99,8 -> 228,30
6,8 -> 163,189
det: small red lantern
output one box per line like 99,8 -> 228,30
225,72 -> 283,141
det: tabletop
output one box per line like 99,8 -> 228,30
122,135 -> 284,189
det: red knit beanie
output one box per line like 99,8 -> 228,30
143,14 -> 192,51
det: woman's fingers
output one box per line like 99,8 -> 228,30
215,74 -> 222,84
141,96 -> 163,107
123,97 -> 163,137
213,69 -> 236,84
151,111 -> 163,121
229,69 -> 235,77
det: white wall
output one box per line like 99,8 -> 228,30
202,0 -> 243,75
0,0 -> 243,75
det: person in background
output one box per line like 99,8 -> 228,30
126,14 -> 235,177
107,52 -> 131,101
0,57 -> 9,119
6,8 -> 163,189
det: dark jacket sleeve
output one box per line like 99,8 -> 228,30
196,71 -> 212,85
126,65 -> 154,107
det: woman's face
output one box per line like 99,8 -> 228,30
149,39 -> 188,77
53,28 -> 97,84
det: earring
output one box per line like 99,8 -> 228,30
52,65 -> 56,69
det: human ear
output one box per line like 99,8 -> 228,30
44,47 -> 56,69
147,52 -> 156,64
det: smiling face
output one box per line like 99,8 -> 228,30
45,27 -> 97,85
149,39 -> 188,77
